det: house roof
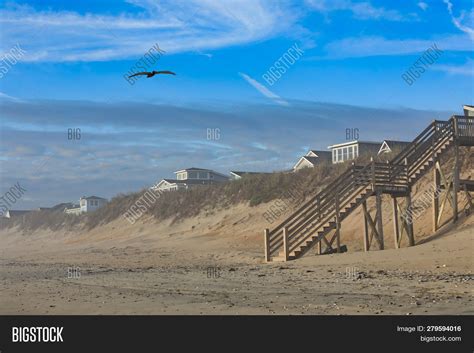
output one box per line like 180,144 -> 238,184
173,167 -> 229,179
162,179 -> 215,185
328,140 -> 381,149
230,171 -> 271,177
5,210 -> 30,217
293,156 -> 318,170
383,140 -> 410,145
174,167 -> 212,173
308,150 -> 331,156
51,202 -> 77,211
81,196 -> 107,200
303,156 -> 319,165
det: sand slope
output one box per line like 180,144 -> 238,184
0,195 -> 472,314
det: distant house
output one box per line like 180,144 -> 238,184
3,210 -> 30,219
378,140 -> 410,155
230,171 -> 271,180
80,196 -> 107,212
328,140 -> 381,164
463,105 -> 474,117
64,206 -> 81,215
64,196 -> 107,214
153,167 -> 229,192
293,150 -> 332,171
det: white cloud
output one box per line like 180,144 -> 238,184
0,1 -> 297,62
443,0 -> 474,39
433,59 -> 474,76
239,72 -> 289,106
323,35 -> 472,58
0,91 -> 23,102
305,0 -> 408,21
417,2 -> 428,11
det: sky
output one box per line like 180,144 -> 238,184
0,0 -> 473,209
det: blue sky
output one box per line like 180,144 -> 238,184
0,0 -> 473,208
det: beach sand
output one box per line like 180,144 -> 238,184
1,198 -> 472,315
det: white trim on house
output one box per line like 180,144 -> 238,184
293,150 -> 332,171
293,156 -> 315,170
329,142 -> 359,164
328,141 -> 381,164
154,167 -> 229,192
378,140 -> 392,155
463,105 -> 474,117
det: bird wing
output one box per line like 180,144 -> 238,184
128,72 -> 151,78
155,71 -> 176,75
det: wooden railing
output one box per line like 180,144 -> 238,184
455,116 -> 474,138
265,116 -> 473,261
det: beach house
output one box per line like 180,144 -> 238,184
64,196 -> 107,214
293,150 -> 332,171
153,167 -> 229,192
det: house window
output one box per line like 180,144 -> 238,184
197,171 -> 208,179
332,150 -> 337,163
342,147 -> 348,161
354,145 -> 358,158
188,171 -> 198,179
337,148 -> 342,162
348,146 -> 353,160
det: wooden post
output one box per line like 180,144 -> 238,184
362,200 -> 369,251
283,227 -> 289,261
335,217 -> 341,253
392,197 -> 400,249
264,229 -> 270,262
453,142 -> 459,222
370,157 -> 376,190
405,193 -> 415,246
317,239 -> 322,255
375,191 -> 384,250
335,192 -> 341,253
433,161 -> 440,232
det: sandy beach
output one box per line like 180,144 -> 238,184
1,200 -> 472,315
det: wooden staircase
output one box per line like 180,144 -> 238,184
264,115 -> 474,262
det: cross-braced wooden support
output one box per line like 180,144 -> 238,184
432,160 -> 458,231
361,193 -> 384,251
391,195 -> 415,248
462,183 -> 473,215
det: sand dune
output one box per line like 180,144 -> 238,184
0,184 -> 472,314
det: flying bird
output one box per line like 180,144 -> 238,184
128,70 -> 176,78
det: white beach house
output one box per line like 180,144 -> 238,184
153,167 -> 229,192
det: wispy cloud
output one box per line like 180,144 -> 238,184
0,1 -> 297,62
1,98 -> 448,208
323,35 -> 472,58
305,0 -> 410,21
417,2 -> 428,11
0,91 -> 23,102
443,0 -> 474,39
433,59 -> 474,76
239,72 -> 289,106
